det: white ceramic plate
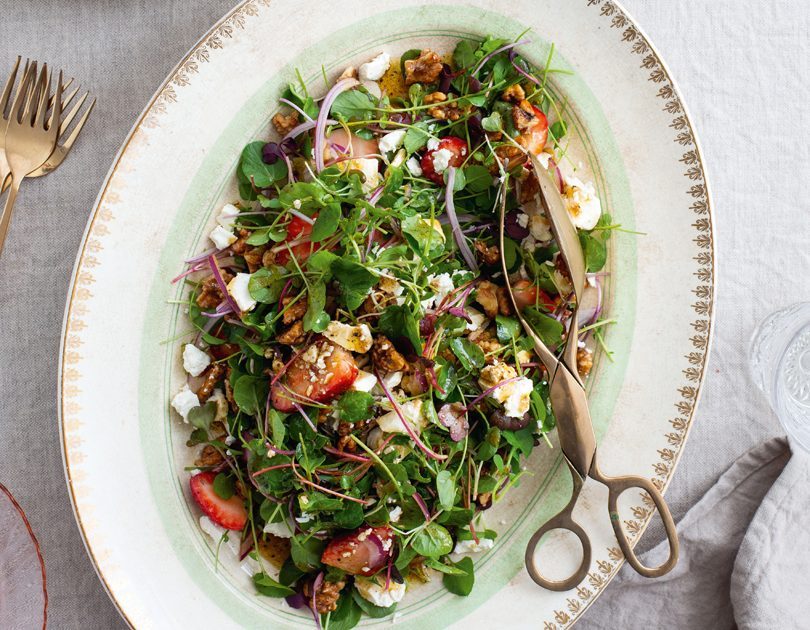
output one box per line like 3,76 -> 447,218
59,1 -> 714,627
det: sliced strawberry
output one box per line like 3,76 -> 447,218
189,471 -> 247,531
420,136 -> 468,184
512,279 -> 556,312
271,338 -> 358,412
516,105 -> 549,155
321,526 -> 394,576
275,214 -> 320,266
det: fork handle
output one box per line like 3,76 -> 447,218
0,175 -> 21,258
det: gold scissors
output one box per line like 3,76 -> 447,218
498,156 -> 679,591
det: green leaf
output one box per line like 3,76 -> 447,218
269,409 -> 287,447
253,571 -> 295,598
240,141 -> 287,188
400,49 -> 422,75
436,470 -> 455,510
290,536 -> 325,572
378,304 -> 422,354
401,214 -> 445,259
187,401 -> 215,431
523,306 -> 564,347
212,473 -> 234,500
495,315 -> 521,343
436,507 -> 474,527
248,265 -> 287,304
233,375 -> 268,416
411,523 -> 453,558
279,557 -> 306,586
310,203 -> 341,242
453,39 -> 477,69
449,337 -> 486,372
331,259 -> 378,311
503,426 -> 534,456
579,232 -> 608,273
464,165 -> 492,193
502,236 -> 519,270
433,358 -> 457,401
303,281 -> 330,333
442,556 -> 474,596
550,120 -> 567,141
481,111 -> 502,132
425,557 -> 467,575
331,90 -> 376,122
351,588 -> 397,618
306,250 -> 338,277
334,499 -> 365,529
404,122 -> 430,154
325,591 -> 362,630
337,391 -> 375,423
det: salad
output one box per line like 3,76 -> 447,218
170,35 -> 614,628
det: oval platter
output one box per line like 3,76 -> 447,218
58,0 -> 714,627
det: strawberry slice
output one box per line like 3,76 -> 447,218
275,214 -> 320,266
512,279 -> 556,312
189,471 -> 247,531
420,136 -> 468,184
321,526 -> 394,576
271,338 -> 358,412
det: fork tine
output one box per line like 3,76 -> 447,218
57,81 -> 78,113
0,56 -> 22,117
10,60 -> 37,124
35,67 -> 53,128
60,96 -> 95,150
58,90 -> 88,136
23,62 -> 47,126
46,71 -> 63,132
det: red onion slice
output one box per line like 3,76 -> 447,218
445,168 -> 479,272
314,78 -> 359,172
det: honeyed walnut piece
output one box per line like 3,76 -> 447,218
303,578 -> 347,614
496,286 -> 513,316
512,99 -> 540,132
243,246 -> 267,273
371,336 -> 407,374
404,49 -> 443,85
231,228 -> 251,255
197,363 -> 225,402
474,281 -> 500,319
470,329 -> 502,364
271,111 -> 299,136
474,240 -> 500,266
577,347 -> 594,378
194,444 -> 223,468
281,296 -> 307,325
277,320 -> 306,346
502,84 -> 526,103
195,271 -> 234,309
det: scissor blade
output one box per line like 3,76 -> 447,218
548,362 -> 597,479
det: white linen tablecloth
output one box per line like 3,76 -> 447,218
0,1 -> 806,627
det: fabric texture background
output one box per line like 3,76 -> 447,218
0,1 -> 806,628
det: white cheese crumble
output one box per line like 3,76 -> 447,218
421,272 -> 455,310
466,307 -> 487,332
351,369 -> 377,393
516,212 -> 529,229
355,576 -> 406,608
389,506 -> 403,523
347,157 -> 381,192
376,399 -> 426,435
529,213 -> 552,242
427,137 -> 440,151
182,344 -> 211,377
171,384 -> 200,422
227,273 -> 257,312
209,225 -> 237,250
453,537 -> 494,555
405,156 -> 423,176
322,321 -> 373,353
431,148 -> 454,174
378,129 -> 407,154
563,177 -> 602,230
478,364 -> 533,418
358,51 -> 391,81
209,388 -> 229,422
217,203 -> 240,229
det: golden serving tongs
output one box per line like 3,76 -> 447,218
498,156 -> 679,591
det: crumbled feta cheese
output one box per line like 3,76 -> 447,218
389,506 -> 402,523
171,384 -> 199,422
292,199 -> 302,210
376,399 -> 426,435
227,273 -> 257,312
263,518 -> 295,538
563,177 -> 602,230
529,213 -> 552,242
503,377 -> 533,418
182,343 -> 211,377
453,537 -> 495,554
217,203 -> 240,229
391,148 -> 406,168
478,364 -> 533,418
378,129 -> 407,154
466,307 -> 487,332
382,371 -> 403,390
352,369 -> 377,392
322,321 -> 373,353
421,272 -> 455,310
348,157 -> 381,193
209,225 -> 237,250
516,212 -> 529,229
358,52 -> 391,81
427,137 -> 440,151
431,148 -> 454,174
516,350 -> 533,366
405,156 -> 423,176
379,272 -> 404,297
355,576 -> 406,608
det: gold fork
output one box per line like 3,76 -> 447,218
0,63 -> 63,256
0,59 -> 87,193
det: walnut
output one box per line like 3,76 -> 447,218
338,66 -> 357,80
257,534 -> 291,569
502,84 -> 525,103
271,111 -> 299,136
424,90 -> 466,121
470,329 -> 502,363
303,578 -> 346,614
577,347 -> 594,378
512,99 -> 540,132
519,168 -> 540,204
404,49 -> 443,85
195,272 -> 233,309
493,143 -> 527,169
243,246 -> 267,273
261,249 -> 277,268
474,281 -> 500,319
474,240 -> 500,266
194,445 -> 223,468
281,296 -> 307,325
277,320 -> 306,346
197,363 -> 225,402
224,367 -> 237,412
372,336 -> 407,374
496,286 -> 513,316
424,91 -> 447,105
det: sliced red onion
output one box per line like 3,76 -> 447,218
438,403 -> 470,441
278,97 -> 313,122
508,49 -> 542,87
549,157 -> 565,194
367,186 -> 384,206
310,572 -> 324,630
185,247 -> 218,265
472,39 -> 532,76
438,212 -> 477,225
413,492 -> 431,521
323,446 -> 370,463
314,78 -> 359,172
282,118 -> 336,144
207,255 -> 239,314
447,306 -> 472,323
445,168 -> 479,272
